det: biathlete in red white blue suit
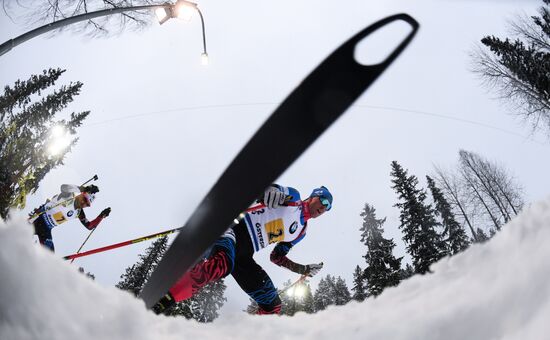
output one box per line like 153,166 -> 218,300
153,184 -> 333,315
29,184 -> 111,252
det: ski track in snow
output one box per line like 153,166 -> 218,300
1,199 -> 550,340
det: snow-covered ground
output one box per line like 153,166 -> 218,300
2,198 -> 550,340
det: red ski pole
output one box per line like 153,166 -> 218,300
64,202 -> 300,260
63,227 -> 182,261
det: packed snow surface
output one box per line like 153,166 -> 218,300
2,199 -> 550,340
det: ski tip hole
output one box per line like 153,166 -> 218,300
353,20 -> 414,66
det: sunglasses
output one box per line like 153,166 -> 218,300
319,197 -> 331,211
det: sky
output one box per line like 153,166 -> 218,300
0,0 -> 548,313
2,197 -> 550,339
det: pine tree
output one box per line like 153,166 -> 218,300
475,228 -> 491,243
359,203 -> 402,297
301,284 -> 315,314
313,276 -> 334,311
332,276 -> 351,306
390,161 -> 447,274
426,176 -> 470,255
313,275 -> 351,310
400,263 -> 415,280
116,236 -> 169,296
473,0 -> 549,132
0,68 -> 89,219
351,265 -> 367,302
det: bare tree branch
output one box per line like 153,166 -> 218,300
3,0 -> 161,37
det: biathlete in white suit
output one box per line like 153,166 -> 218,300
29,184 -> 111,252
153,184 -> 333,315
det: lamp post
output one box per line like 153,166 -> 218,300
0,0 -> 208,63
155,0 -> 208,64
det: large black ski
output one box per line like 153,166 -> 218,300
140,13 -> 419,308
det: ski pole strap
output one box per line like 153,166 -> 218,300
62,227 -> 182,261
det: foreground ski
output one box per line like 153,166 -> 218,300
140,13 -> 419,308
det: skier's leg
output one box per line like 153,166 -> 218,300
33,218 -> 55,252
232,257 -> 282,315
168,229 -> 236,302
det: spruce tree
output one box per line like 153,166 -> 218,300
473,0 -> 550,132
351,265 -> 367,302
400,263 -> 415,280
332,276 -> 351,306
0,68 -> 89,219
116,236 -> 169,296
301,284 -> 315,314
475,228 -> 490,243
426,176 -> 470,255
390,161 -> 447,274
313,276 -> 333,311
313,275 -> 351,310
360,203 -> 402,297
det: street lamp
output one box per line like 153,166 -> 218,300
0,0 -> 208,64
155,1 -> 208,65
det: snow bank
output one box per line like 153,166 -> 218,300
2,199 -> 550,340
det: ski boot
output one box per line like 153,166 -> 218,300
152,293 -> 176,315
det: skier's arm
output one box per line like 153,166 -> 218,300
77,208 -> 111,230
262,184 -> 301,208
270,241 -> 309,275
271,184 -> 301,204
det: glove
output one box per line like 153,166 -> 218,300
100,207 -> 111,218
81,184 -> 99,194
263,187 -> 285,209
304,262 -> 323,277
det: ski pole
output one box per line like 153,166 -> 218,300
64,202 -> 299,261
81,174 -> 99,187
28,175 -> 99,221
69,227 -> 97,264
63,227 -> 183,261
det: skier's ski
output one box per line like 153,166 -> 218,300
140,13 -> 419,308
